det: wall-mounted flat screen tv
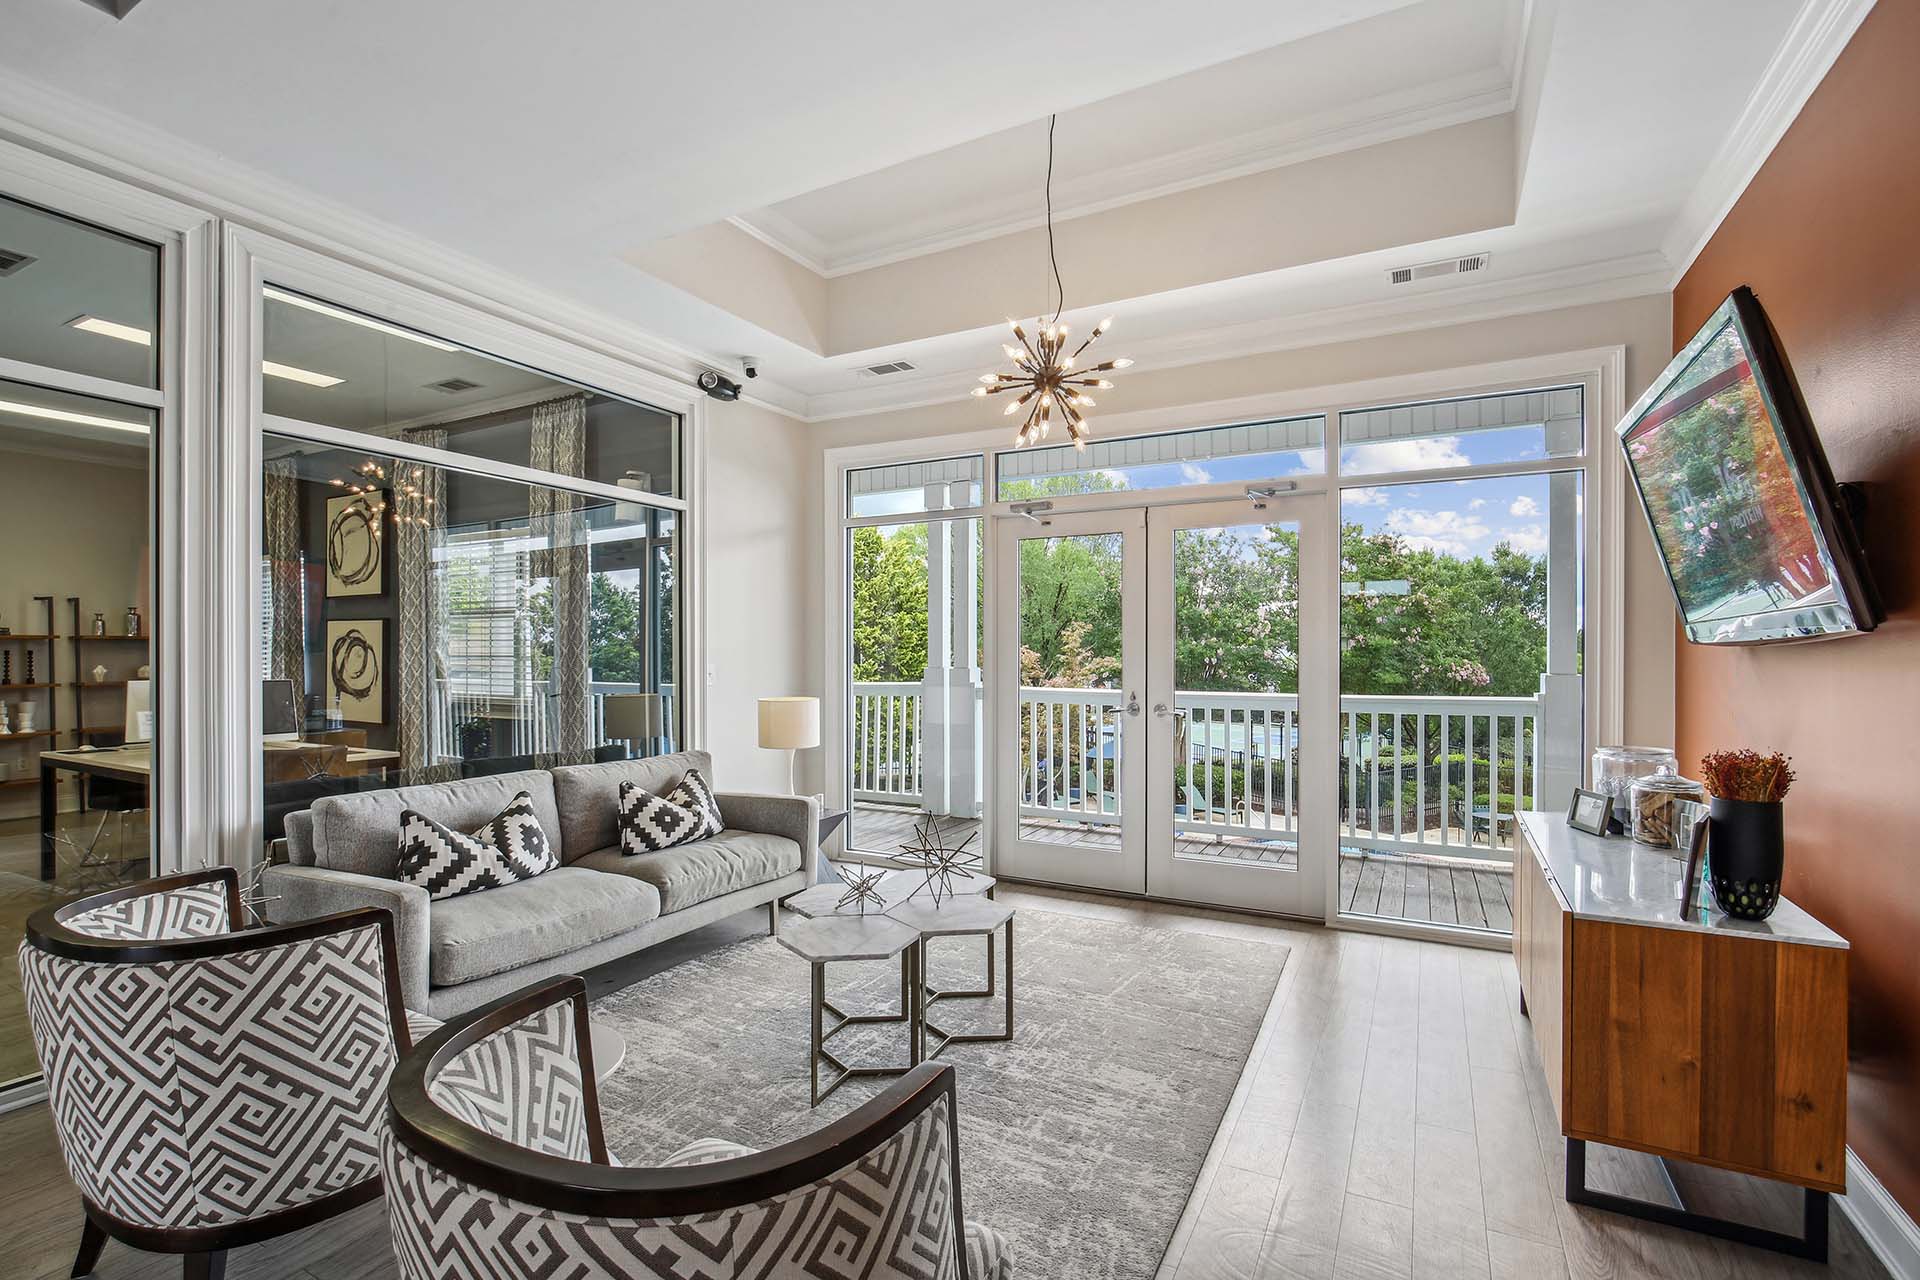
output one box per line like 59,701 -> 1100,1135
1617,286 -> 1881,644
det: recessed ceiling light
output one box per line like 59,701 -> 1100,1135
262,360 -> 347,388
67,315 -> 153,346
263,286 -> 460,352
0,398 -> 150,435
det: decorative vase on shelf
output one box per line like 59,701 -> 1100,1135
22,652 -> 32,683
126,606 -> 140,637
1707,796 -> 1785,920
17,703 -> 33,733
136,663 -> 150,678
91,664 -> 108,684
91,612 -> 106,637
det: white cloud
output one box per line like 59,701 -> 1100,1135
1467,497 -> 1488,510
1179,462 -> 1213,485
1509,495 -> 1541,517
1383,508 -> 1491,556
1503,523 -> 1549,556
1343,487 -> 1389,507
1342,435 -> 1470,474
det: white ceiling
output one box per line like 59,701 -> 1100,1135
0,0 -> 1859,419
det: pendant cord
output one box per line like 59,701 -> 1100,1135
1046,113 -> 1065,324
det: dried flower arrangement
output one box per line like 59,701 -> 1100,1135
1699,749 -> 1795,802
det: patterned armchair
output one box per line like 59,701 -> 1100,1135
18,867 -> 433,1280
383,975 -> 1013,1278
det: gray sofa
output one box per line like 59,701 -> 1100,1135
262,750 -> 813,1018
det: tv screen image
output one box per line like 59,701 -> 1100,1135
1617,287 -> 1880,644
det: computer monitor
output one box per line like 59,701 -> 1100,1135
262,678 -> 300,742
123,678 -> 153,745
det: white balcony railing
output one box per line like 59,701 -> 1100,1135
432,679 -> 678,762
852,682 -> 1541,862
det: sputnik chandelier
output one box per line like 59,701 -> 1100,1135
971,115 -> 1130,450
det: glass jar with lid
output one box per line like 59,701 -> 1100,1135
1592,746 -> 1679,831
1629,774 -> 1706,848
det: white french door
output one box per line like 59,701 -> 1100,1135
991,494 -> 1331,917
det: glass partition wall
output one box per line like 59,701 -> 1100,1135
257,286 -> 684,849
0,193 -> 163,1089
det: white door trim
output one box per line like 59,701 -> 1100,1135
1144,492 -> 1334,919
989,506 -> 1146,895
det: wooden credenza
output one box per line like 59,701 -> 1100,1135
1512,811 -> 1848,1257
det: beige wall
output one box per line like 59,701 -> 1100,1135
701,398 -> 825,794
808,292 -> 1678,747
0,446 -> 149,817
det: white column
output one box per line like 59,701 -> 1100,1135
918,482 -> 982,817
1536,456 -> 1583,810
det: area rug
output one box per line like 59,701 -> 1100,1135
591,904 -> 1288,1280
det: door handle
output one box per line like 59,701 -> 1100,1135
1126,692 -> 1141,717
1153,702 -> 1171,717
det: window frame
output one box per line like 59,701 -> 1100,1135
224,225 -> 703,867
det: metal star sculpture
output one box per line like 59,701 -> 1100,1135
830,861 -> 889,916
897,814 -> 983,906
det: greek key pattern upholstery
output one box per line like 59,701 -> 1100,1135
18,881 -> 407,1233
425,1001 -> 590,1162
63,879 -> 230,940
384,1094 -> 961,1279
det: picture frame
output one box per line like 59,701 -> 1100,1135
1567,787 -> 1613,836
325,491 -> 385,598
324,619 -> 386,724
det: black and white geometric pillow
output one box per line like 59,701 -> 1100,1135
618,768 -> 724,855
396,791 -> 558,902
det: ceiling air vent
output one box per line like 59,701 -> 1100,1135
425,377 -> 481,394
859,360 -> 917,378
1387,252 -> 1490,286
0,247 -> 36,277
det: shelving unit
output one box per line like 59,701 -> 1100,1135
67,597 -> 147,750
0,599 -> 58,793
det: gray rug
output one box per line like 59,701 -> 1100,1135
591,904 -> 1288,1279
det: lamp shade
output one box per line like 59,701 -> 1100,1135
602,693 -> 663,739
758,696 -> 820,750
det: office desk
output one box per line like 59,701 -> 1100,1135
39,742 -> 401,879
1513,810 -> 1848,1259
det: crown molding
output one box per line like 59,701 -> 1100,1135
737,67 -> 1517,279
0,73 -> 811,422
1662,0 -> 1876,284
799,249 -> 1669,422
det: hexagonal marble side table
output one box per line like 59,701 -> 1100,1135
885,896 -> 1016,1061
776,913 -> 923,1106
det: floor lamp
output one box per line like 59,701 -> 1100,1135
758,696 -> 819,795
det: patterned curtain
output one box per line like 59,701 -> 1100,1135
530,395 -> 592,759
395,429 -> 451,781
262,459 -> 306,703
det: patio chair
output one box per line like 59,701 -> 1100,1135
383,974 -> 1013,1278
18,867 -> 433,1280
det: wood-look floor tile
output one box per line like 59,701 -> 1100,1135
1332,1193 -> 1414,1280
1175,1165 -> 1281,1280
1469,1065 -> 1562,1247
1489,1229 -> 1569,1280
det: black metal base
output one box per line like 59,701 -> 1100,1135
919,918 -> 1014,1060
809,947 -> 922,1106
1565,1138 -> 1829,1262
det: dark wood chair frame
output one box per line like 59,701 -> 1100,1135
386,975 -> 972,1277
24,866 -> 413,1280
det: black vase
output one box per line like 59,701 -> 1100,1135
1707,796 -> 1785,920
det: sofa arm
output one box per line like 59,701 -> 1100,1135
261,864 -> 432,1010
714,791 -> 819,861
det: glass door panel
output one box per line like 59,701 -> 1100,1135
1147,496 -> 1330,916
991,508 -> 1144,894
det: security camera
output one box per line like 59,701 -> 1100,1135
740,356 -> 760,380
697,369 -> 742,401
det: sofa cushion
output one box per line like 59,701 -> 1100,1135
427,866 -> 659,987
617,770 -> 722,855
551,750 -> 713,863
572,828 -> 801,913
398,791 -> 559,902
311,771 -> 562,879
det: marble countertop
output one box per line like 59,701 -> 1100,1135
1517,810 -> 1847,949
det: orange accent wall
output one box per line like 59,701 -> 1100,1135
1672,0 -> 1920,1221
